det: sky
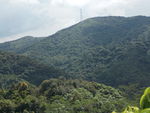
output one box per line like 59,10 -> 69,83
1,0 -> 150,42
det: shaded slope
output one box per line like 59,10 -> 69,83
0,51 -> 65,85
94,36 -> 150,87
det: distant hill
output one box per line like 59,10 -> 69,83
0,36 -> 43,53
1,16 -> 150,87
0,51 -> 65,86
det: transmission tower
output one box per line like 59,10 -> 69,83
80,8 -> 83,21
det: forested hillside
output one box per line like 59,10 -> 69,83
1,16 -> 150,113
0,79 -> 127,113
0,51 -> 65,87
0,36 -> 43,53
1,16 -> 150,88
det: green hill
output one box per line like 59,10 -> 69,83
1,16 -> 150,87
0,36 -> 43,53
0,51 -> 65,87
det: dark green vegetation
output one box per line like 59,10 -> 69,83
0,79 -> 126,113
0,36 -> 43,53
0,51 -> 65,87
114,87 -> 150,113
1,16 -> 150,88
1,16 -> 150,112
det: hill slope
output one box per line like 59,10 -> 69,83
0,36 -> 43,53
0,51 -> 65,86
1,16 -> 150,87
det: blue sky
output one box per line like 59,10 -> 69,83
1,0 -> 150,42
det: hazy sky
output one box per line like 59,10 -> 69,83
1,0 -> 150,42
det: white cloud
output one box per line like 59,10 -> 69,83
0,0 -> 150,42
10,0 -> 40,4
64,0 -> 90,7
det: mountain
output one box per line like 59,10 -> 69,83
0,36 -> 43,53
0,51 -> 65,87
1,16 -> 150,87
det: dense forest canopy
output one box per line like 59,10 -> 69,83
0,79 -> 127,113
0,51 -> 65,87
1,16 -> 150,88
1,16 -> 150,113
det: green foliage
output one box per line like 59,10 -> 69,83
0,82 -> 46,113
0,99 -> 16,113
1,16 -> 150,112
140,87 -> 150,109
114,87 -> 150,113
39,79 -> 127,113
140,108 -> 150,113
0,51 -> 65,86
0,36 -> 43,53
1,16 -> 150,88
0,79 -> 127,113
121,106 -> 139,113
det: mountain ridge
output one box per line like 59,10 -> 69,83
1,16 -> 150,87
